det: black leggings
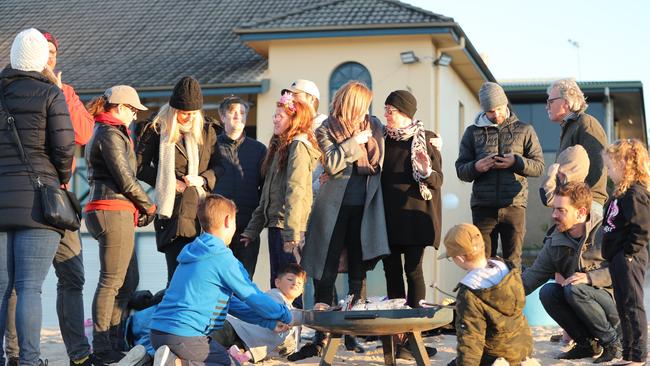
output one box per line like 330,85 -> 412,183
382,246 -> 426,308
313,206 -> 366,305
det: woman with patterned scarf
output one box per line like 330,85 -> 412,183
136,76 -> 221,283
381,90 -> 442,360
299,81 -> 391,356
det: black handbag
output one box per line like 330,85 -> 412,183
0,82 -> 81,231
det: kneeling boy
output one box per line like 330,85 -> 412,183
149,194 -> 292,366
440,224 -> 533,366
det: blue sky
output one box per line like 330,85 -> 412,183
405,0 -> 649,129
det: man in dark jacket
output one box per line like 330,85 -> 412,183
546,78 -> 608,213
455,82 -> 544,267
213,96 -> 266,277
522,182 -> 622,363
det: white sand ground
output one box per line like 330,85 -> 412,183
39,325 -> 650,365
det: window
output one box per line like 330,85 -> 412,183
329,62 -> 372,105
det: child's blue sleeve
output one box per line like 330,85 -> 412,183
228,296 -> 277,330
222,260 -> 292,325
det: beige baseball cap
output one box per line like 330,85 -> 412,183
281,79 -> 320,100
104,85 -> 148,110
438,223 -> 484,259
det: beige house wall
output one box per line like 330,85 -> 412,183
251,34 -> 485,303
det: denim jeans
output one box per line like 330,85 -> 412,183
472,206 -> 526,267
0,229 -> 60,366
229,226 -> 260,279
150,329 -> 234,366
267,228 -> 301,308
382,246 -> 426,308
539,282 -> 620,346
85,210 -> 139,353
164,236 -> 194,285
4,229 -> 91,361
610,250 -> 648,362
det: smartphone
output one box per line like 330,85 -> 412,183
493,153 -> 504,159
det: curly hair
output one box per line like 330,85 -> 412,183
547,78 -> 588,115
603,138 -> 650,196
261,98 -> 318,176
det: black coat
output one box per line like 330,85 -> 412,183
85,122 -> 154,212
213,133 -> 266,229
381,130 -> 443,248
136,120 -> 222,251
0,67 -> 75,234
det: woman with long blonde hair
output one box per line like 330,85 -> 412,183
242,94 -> 321,290
298,80 -> 390,356
601,138 -> 650,366
136,76 -> 221,282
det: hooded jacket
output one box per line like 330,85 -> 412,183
454,260 -> 533,365
455,111 -> 544,208
150,232 -> 292,337
522,213 -> 611,294
243,134 -> 321,242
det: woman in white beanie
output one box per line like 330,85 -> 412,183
0,28 -> 76,366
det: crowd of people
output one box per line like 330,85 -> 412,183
0,27 -> 648,366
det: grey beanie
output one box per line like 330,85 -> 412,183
479,82 -> 508,112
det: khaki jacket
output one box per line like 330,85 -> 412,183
243,134 -> 320,242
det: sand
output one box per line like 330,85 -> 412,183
39,325 -> 650,365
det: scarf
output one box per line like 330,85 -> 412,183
328,115 -> 380,175
155,122 -> 204,218
385,119 -> 433,200
94,112 -> 133,146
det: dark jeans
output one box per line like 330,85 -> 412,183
164,236 -> 194,285
210,320 -> 246,350
313,206 -> 366,306
539,282 -> 620,346
472,206 -> 525,267
610,250 -> 648,362
150,329 -> 234,366
382,246 -> 426,308
85,210 -> 139,353
268,227 -> 301,308
0,229 -> 60,366
229,227 -> 260,279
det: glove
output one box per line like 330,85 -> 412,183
183,175 -> 206,188
137,211 -> 155,227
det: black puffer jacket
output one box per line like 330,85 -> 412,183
455,110 -> 544,208
85,122 -> 153,213
0,67 -> 75,234
136,119 -> 222,251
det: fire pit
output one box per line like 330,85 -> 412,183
302,306 -> 453,366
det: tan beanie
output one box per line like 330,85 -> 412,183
557,145 -> 590,184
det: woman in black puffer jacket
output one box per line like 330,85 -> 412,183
0,28 -> 75,366
84,85 -> 156,364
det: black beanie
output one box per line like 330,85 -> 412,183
170,76 -> 203,111
384,90 -> 417,119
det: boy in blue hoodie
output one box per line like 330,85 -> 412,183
149,194 -> 293,366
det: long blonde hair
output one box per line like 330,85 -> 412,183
331,80 -> 373,126
603,138 -> 650,196
149,104 -> 203,144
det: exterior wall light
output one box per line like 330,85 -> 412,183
434,52 -> 453,66
400,51 -> 419,64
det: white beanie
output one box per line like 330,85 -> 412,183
10,28 -> 49,72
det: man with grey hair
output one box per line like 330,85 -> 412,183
546,78 -> 608,211
456,82 -> 544,267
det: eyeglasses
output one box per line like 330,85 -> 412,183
384,107 -> 399,115
546,97 -> 563,106
123,104 -> 138,117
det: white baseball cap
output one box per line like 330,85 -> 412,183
104,85 -> 148,110
281,79 -> 320,100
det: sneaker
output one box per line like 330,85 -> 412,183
115,345 -> 151,366
594,339 -> 623,364
557,340 -> 602,360
286,343 -> 322,361
70,354 -> 95,366
344,335 -> 365,353
153,345 -> 177,366
396,342 -> 437,360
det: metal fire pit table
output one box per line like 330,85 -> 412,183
302,306 -> 453,366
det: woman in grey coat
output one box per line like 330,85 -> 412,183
300,80 -> 390,354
